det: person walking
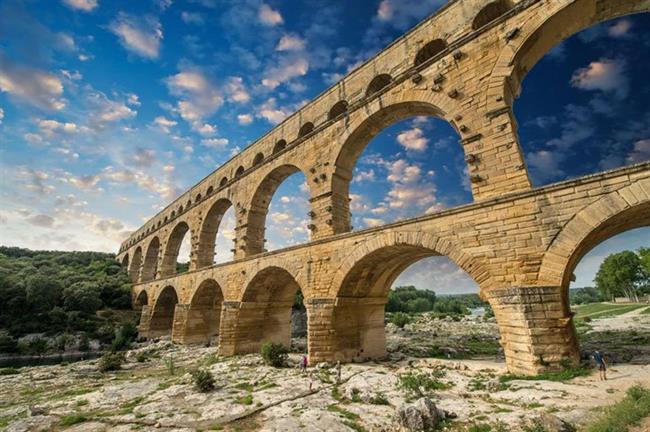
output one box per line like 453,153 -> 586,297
299,355 -> 308,374
592,349 -> 607,380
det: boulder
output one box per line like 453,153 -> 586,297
396,398 -> 446,431
534,414 -> 576,432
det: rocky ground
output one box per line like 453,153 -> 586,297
1,311 -> 650,432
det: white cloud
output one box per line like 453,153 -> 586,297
257,97 -> 291,124
608,19 -> 632,38
109,13 -> 163,59
62,0 -> 98,12
38,119 -> 78,135
0,107 -> 4,124
363,217 -> 384,228
59,172 -> 102,191
276,34 -> 306,51
397,127 -> 428,151
237,113 -> 253,125
201,138 -> 229,148
102,166 -> 181,200
27,214 -> 56,228
181,11 -> 205,25
527,150 -> 565,181
225,76 -> 250,103
353,169 -> 376,183
0,60 -> 66,110
627,139 -> 650,164
258,3 -> 283,26
165,69 -> 223,130
570,58 -> 628,99
384,159 -> 440,214
196,123 -> 217,136
87,92 -> 137,125
261,57 -> 309,89
152,116 -> 177,133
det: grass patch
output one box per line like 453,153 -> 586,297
59,414 -> 88,426
398,369 -> 452,399
0,368 -> 20,375
234,382 -> 254,392
327,404 -> 359,420
235,394 -> 253,405
573,303 -> 646,319
585,385 -> 650,432
343,419 -> 368,432
468,424 -> 492,432
500,366 -> 590,383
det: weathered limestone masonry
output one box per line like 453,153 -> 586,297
116,0 -> 650,375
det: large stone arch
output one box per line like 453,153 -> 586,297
329,97 -> 463,234
175,279 -> 225,345
320,230 -> 488,362
538,179 -> 650,297
148,285 -> 179,338
141,237 -> 160,282
242,164 -> 311,256
160,221 -> 192,277
222,266 -> 304,355
488,0 -> 650,107
196,198 -> 233,269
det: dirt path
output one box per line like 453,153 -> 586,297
589,305 -> 650,332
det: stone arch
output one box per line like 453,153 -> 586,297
160,221 -> 191,277
149,285 -> 178,338
121,254 -> 129,269
366,73 -> 392,97
220,176 -> 228,187
298,122 -> 314,138
471,0 -> 512,30
489,0 -> 650,106
181,279 -> 224,344
326,231 -> 487,362
331,100 -> 455,233
207,186 -> 214,195
328,100 -> 348,120
134,289 -> 148,309
232,266 -> 304,354
196,198 -> 233,268
141,237 -> 160,282
243,164 -> 310,255
414,39 -> 447,67
538,180 -> 650,305
273,139 -> 287,154
235,166 -> 245,178
129,246 -> 143,283
253,152 -> 264,166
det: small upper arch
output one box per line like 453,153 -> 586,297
235,166 -> 245,178
253,152 -> 265,166
298,122 -> 314,138
220,177 -> 228,187
414,39 -> 447,67
471,0 -> 512,30
328,100 -> 349,121
273,139 -> 287,154
366,74 -> 392,97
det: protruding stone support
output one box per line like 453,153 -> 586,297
137,305 -> 151,339
486,286 -> 580,375
307,297 -> 387,364
172,302 -> 221,345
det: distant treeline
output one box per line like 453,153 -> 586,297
386,286 -> 487,315
0,246 -> 135,353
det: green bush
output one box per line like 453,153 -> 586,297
136,352 -> 147,363
78,333 -> 90,351
0,368 -> 20,375
397,370 -> 451,399
368,392 -> 390,405
192,368 -> 216,392
0,333 -> 18,353
260,342 -> 289,367
59,415 -> 88,426
585,385 -> 650,432
98,352 -> 125,372
390,312 -> 411,328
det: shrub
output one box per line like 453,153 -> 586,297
0,368 -> 20,375
78,333 -> 90,351
192,368 -> 216,392
60,415 -> 88,426
260,342 -> 289,367
368,392 -> 390,405
98,352 -> 124,372
0,333 -> 18,353
136,352 -> 147,363
398,370 -> 451,399
27,337 -> 48,355
165,356 -> 176,375
390,312 -> 411,329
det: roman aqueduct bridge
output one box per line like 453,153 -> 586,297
117,0 -> 650,375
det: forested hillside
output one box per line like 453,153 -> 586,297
0,246 -> 135,354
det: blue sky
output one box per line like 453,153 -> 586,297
0,0 -> 648,294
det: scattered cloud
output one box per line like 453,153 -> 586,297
397,127 -> 428,151
109,13 -> 163,59
0,58 -> 66,110
276,34 -> 306,51
152,116 -> 177,133
237,113 -> 253,125
181,11 -> 204,25
225,76 -> 250,103
27,214 -> 55,228
165,69 -> 223,129
258,3 -> 283,26
570,58 -> 628,99
201,137 -> 229,148
261,56 -> 309,89
608,19 -> 632,38
627,139 -> 650,164
527,150 -> 565,182
256,97 -> 291,124
62,0 -> 98,12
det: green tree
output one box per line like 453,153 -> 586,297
63,282 -> 103,313
638,247 -> 650,293
25,274 -> 62,312
594,251 -> 644,301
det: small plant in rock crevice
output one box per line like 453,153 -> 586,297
192,368 -> 216,392
260,342 -> 289,367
